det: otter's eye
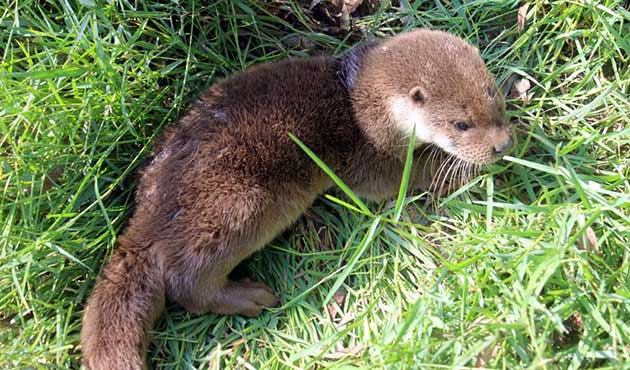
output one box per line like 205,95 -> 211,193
455,122 -> 470,131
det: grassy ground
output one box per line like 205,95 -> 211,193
1,0 -> 629,369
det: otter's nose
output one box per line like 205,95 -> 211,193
493,138 -> 513,156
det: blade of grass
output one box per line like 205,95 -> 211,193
289,132 -> 372,216
393,128 -> 416,222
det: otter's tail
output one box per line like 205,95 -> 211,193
81,236 -> 165,370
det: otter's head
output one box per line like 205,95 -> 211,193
347,29 -> 513,165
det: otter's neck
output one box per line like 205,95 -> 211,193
350,87 -> 410,160
336,39 -> 380,92
336,41 -> 409,159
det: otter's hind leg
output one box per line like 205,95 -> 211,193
162,209 -> 286,317
165,254 -> 280,315
161,176 -> 316,317
182,277 -> 279,316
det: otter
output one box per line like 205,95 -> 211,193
81,29 -> 513,369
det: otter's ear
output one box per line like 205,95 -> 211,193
409,86 -> 426,105
337,39 -> 380,91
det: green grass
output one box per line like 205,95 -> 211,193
1,0 -> 629,369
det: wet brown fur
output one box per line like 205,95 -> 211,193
81,29 -> 512,369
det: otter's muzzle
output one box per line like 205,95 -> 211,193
493,137 -> 513,156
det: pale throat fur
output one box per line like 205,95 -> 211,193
388,95 -> 453,152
